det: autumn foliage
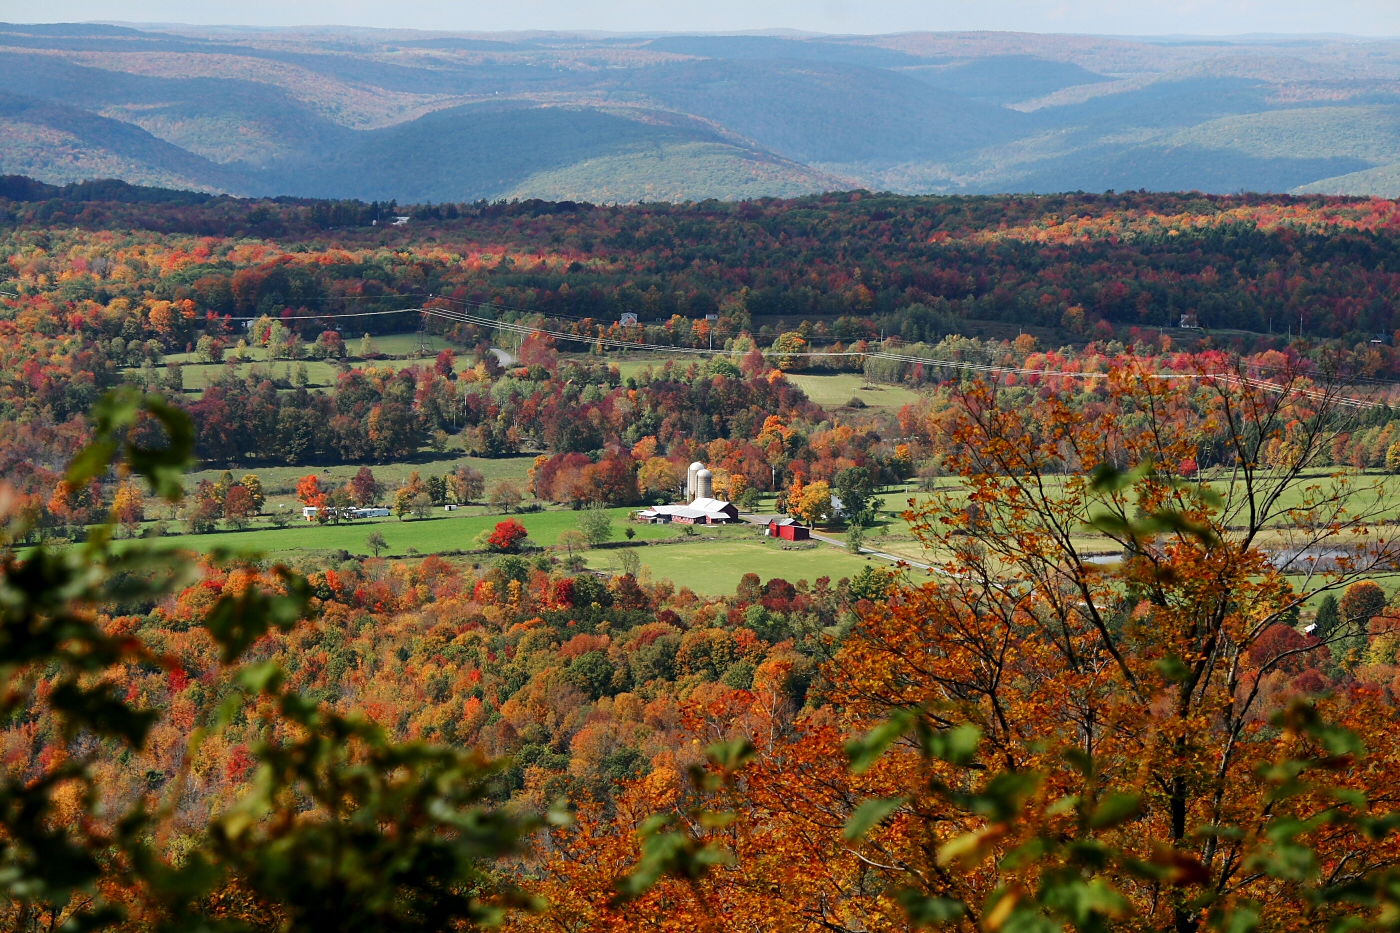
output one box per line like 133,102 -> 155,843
486,518 -> 528,552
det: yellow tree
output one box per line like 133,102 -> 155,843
110,480 -> 144,533
790,480 -> 831,527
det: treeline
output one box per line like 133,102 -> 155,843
53,553 -> 891,819
8,183 -> 1400,349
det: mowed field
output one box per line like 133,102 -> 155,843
151,333 -> 465,393
785,373 -> 925,411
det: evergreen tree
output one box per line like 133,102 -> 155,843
1314,594 -> 1340,640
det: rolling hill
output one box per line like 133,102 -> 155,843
3,22 -> 1400,201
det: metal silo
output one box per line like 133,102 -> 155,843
688,461 -> 704,499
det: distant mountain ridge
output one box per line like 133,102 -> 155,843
2,22 -> 1400,201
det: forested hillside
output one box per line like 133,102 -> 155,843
10,175 -> 1400,932
7,22 -> 1400,200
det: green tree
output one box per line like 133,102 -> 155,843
163,361 -> 184,392
569,651 -> 616,701
577,504 -> 613,547
366,531 -> 388,557
846,520 -> 865,553
1314,593 -> 1340,640
833,466 -> 875,525
553,529 -> 588,571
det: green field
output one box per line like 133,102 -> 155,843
120,496 -> 884,594
135,333 -> 471,394
786,373 -> 926,411
186,454 -> 538,503
583,533 -> 881,595
130,504 -> 690,559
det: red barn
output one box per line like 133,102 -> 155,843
767,518 -> 810,541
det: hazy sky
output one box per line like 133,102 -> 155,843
6,0 -> 1400,37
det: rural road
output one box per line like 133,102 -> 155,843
808,531 -> 934,572
490,347 -> 515,366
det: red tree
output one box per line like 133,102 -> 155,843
487,519 -> 528,552
349,466 -> 382,507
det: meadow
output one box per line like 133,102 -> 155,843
785,372 -> 925,411
585,533 -> 881,595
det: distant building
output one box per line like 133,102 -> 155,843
637,498 -> 739,525
302,506 -> 391,520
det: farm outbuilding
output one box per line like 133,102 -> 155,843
638,498 -> 739,525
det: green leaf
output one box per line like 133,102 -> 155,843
843,796 -> 907,840
895,889 -> 965,926
50,680 -> 158,748
236,661 -> 285,695
1157,654 -> 1192,682
921,723 -> 982,765
68,387 -> 195,502
1062,747 -> 1094,777
967,771 -> 1042,822
203,570 -> 312,663
1088,462 -> 1152,493
1089,792 -> 1143,829
1208,902 -> 1261,933
845,708 -> 915,773
705,737 -> 756,774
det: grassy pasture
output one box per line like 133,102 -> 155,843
121,504 -> 880,596
126,504 -> 678,559
583,533 -> 879,595
786,373 -> 925,411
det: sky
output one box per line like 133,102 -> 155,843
5,0 -> 1400,38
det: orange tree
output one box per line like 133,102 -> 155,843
520,354 -> 1400,933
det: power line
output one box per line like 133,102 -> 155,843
419,306 -> 1393,410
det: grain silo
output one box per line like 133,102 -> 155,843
696,468 -> 714,500
687,461 -> 704,499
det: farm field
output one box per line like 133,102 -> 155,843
582,533 -> 879,595
139,332 -> 469,394
119,504 -> 880,595
184,454 -> 539,502
122,504 -> 680,559
785,372 -> 926,411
